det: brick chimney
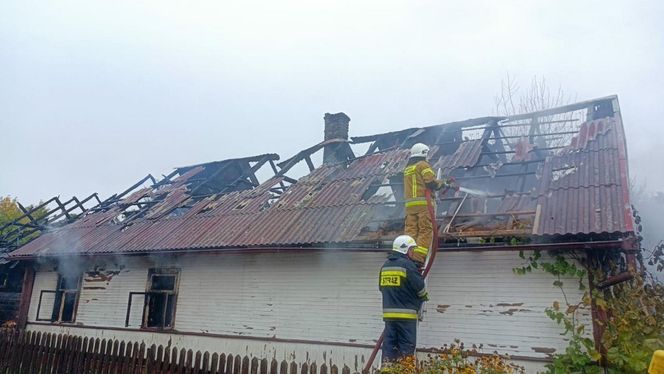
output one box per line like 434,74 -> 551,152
323,112 -> 350,165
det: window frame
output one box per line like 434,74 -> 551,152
0,273 -> 8,289
35,273 -> 82,323
141,268 -> 180,331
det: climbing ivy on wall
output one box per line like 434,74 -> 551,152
514,246 -> 664,373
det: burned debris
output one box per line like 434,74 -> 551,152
6,96 -> 633,258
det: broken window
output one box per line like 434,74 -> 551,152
50,274 -> 81,323
143,268 -> 179,329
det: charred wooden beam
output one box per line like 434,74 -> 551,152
596,272 -> 634,289
17,265 -> 35,329
505,95 -> 616,122
16,202 -> 35,224
0,197 -> 60,233
98,174 -> 157,208
305,156 -> 315,172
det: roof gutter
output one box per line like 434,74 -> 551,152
7,239 -> 627,261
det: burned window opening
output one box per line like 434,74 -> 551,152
0,273 -> 7,289
143,268 -> 179,330
35,273 -> 82,323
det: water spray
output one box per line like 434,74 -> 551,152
457,187 -> 490,197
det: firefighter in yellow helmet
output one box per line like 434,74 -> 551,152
403,143 -> 454,264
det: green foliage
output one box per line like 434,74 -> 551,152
514,250 -> 664,373
598,273 -> 664,373
0,196 -> 48,247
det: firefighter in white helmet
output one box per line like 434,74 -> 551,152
403,143 -> 455,264
379,235 -> 429,362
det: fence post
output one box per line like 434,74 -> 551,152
250,357 -> 259,374
103,337 -> 114,373
169,347 -> 179,373
269,359 -> 278,374
202,352 -> 211,373
211,353 -> 220,374
158,344 -> 168,373
225,354 -> 234,374
146,344 -> 156,374
130,340 -> 141,374
233,355 -> 241,374
136,342 -> 146,374
242,356 -> 250,374
194,350 -> 202,373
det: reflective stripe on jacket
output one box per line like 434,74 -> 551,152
379,253 -> 427,320
403,159 -> 437,207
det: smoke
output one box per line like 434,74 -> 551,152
632,191 -> 664,280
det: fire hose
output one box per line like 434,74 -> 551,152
363,189 -> 439,373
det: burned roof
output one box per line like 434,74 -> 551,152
9,96 -> 634,258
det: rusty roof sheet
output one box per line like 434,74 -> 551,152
432,139 -> 483,174
535,117 -> 633,236
9,98 -> 635,258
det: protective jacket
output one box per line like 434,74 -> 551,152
403,158 -> 441,211
379,253 -> 428,320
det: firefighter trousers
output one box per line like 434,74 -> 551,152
382,320 -> 417,362
404,207 -> 433,249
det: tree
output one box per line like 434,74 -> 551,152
0,196 -> 48,249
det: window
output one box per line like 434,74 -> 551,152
0,273 -> 8,289
51,274 -> 81,323
143,268 -> 179,329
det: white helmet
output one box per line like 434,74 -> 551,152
409,143 -> 430,158
392,235 -> 417,254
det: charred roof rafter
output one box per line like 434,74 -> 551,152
0,193 -> 102,253
124,153 -> 282,223
175,153 -> 280,197
7,95 -> 634,258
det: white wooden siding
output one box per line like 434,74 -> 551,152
28,270 -> 58,322
174,252 -> 383,342
76,262 -> 148,327
420,251 -> 592,358
26,250 -> 591,371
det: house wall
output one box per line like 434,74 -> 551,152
0,265 -> 25,324
25,250 -> 592,372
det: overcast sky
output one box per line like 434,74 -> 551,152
1,0 -> 663,205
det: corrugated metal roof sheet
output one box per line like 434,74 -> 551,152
535,117 -> 633,235
9,100 -> 635,258
432,139 -> 483,174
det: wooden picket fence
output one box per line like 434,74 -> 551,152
0,330 -> 353,374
